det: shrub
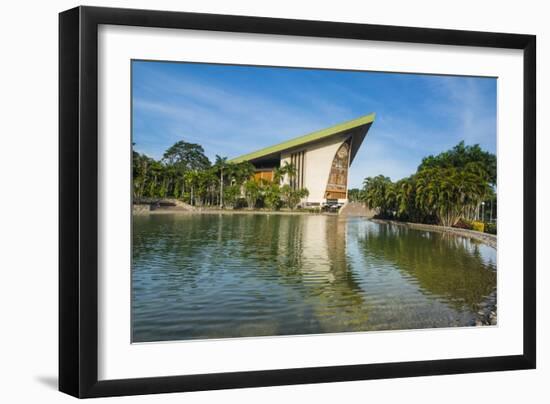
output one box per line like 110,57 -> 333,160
471,221 -> 485,232
264,183 -> 282,210
280,185 -> 309,209
485,223 -> 497,235
222,184 -> 240,207
453,219 -> 473,230
233,197 -> 248,209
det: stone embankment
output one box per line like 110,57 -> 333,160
132,204 -> 150,215
339,202 -> 377,218
472,290 -> 497,326
133,198 -> 196,215
371,219 -> 497,249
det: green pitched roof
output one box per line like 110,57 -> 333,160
228,113 -> 375,163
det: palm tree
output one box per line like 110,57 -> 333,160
244,180 -> 260,208
362,175 -> 395,217
395,176 -> 415,219
273,162 -> 297,185
273,166 -> 284,184
148,160 -> 163,198
184,170 -> 201,205
214,155 -> 228,208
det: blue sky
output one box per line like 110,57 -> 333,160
132,60 -> 496,188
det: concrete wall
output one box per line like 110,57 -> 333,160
281,133 -> 348,205
132,204 -> 151,215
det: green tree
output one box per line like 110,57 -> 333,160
418,141 -> 496,185
264,183 -> 282,210
273,161 -> 297,184
147,160 -> 164,198
348,188 -> 364,202
295,188 -> 310,208
362,142 -> 496,228
162,140 -> 211,171
227,161 -> 255,186
362,175 -> 396,218
415,163 -> 490,226
159,140 -> 211,201
244,180 -> 261,208
395,176 -> 418,220
132,151 -> 149,200
280,185 -> 309,209
223,184 -> 240,208
280,184 -> 293,208
184,170 -> 201,205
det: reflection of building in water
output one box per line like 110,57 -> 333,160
273,215 -> 331,278
299,216 -> 370,329
301,215 -> 332,278
283,215 -> 363,299
229,114 -> 375,207
274,215 -> 351,280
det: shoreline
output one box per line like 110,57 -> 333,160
134,206 -> 497,248
133,205 -> 338,216
135,206 -> 497,249
370,218 -> 497,249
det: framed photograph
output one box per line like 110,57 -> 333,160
59,6 -> 536,398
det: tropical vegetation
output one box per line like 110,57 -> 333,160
132,140 -> 309,210
359,142 -> 497,230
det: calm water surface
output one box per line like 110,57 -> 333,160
132,214 -> 496,342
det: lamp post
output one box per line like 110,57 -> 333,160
481,201 -> 485,222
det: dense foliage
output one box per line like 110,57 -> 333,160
133,140 -> 309,210
361,142 -> 496,228
347,188 -> 364,202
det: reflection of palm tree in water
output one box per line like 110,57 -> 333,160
358,223 -> 496,313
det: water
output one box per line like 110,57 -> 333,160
132,214 -> 497,342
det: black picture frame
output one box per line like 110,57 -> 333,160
59,5 -> 536,398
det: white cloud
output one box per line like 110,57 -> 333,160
133,64 -> 496,185
423,76 -> 496,150
133,68 -> 367,161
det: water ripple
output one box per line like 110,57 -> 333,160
132,214 -> 496,342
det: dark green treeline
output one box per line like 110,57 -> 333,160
348,142 -> 497,228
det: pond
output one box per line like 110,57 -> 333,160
132,213 -> 497,342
